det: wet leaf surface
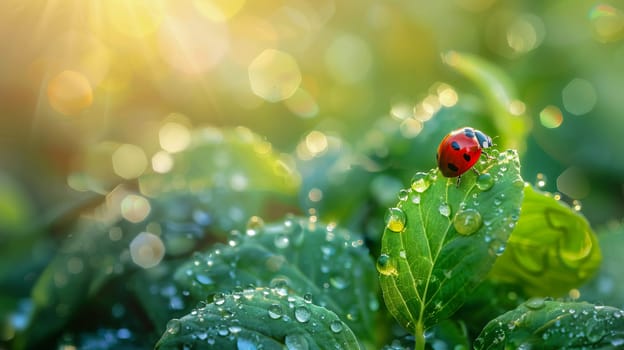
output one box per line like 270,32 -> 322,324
474,300 -> 624,349
378,149 -> 524,334
155,286 -> 360,350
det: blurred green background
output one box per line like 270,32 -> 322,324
1,0 -> 624,347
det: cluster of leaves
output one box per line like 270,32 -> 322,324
3,52 -> 623,350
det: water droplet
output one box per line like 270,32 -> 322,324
525,298 -> 546,310
268,304 -> 283,319
294,305 -> 311,323
488,239 -> 506,256
376,254 -> 398,276
438,202 -> 451,217
274,234 -> 290,249
476,173 -> 494,191
536,173 -> 547,188
303,293 -> 313,304
195,273 -> 213,285
270,278 -> 290,296
228,230 -> 242,247
453,208 -> 482,235
217,324 -> 229,336
385,207 -> 406,232
246,216 -> 264,236
330,320 -> 343,333
285,334 -> 309,350
410,172 -> 431,193
399,250 -> 407,259
213,292 -> 226,305
166,319 -> 181,335
398,189 -> 409,201
411,194 -> 421,204
572,199 -> 582,211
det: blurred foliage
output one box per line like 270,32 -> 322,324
1,0 -> 624,349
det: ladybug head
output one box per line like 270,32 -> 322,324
474,130 -> 493,149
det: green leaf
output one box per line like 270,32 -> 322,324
489,185 -> 602,296
174,216 -> 379,347
443,51 -> 530,153
474,300 -> 624,349
378,149 -> 524,335
155,287 -> 360,350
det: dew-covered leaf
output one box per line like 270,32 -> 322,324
155,287 -> 360,350
443,51 -> 530,152
378,149 -> 524,335
173,216 -> 379,347
474,300 -> 624,349
489,185 -> 602,296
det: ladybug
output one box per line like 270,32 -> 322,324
436,127 -> 493,186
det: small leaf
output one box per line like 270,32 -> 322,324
489,185 -> 602,296
174,216 -> 379,346
474,300 -> 624,349
378,149 -> 524,333
443,51 -> 530,152
155,287 -> 360,350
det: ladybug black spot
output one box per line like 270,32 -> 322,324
463,153 -> 471,162
447,163 -> 459,172
451,141 -> 460,151
464,128 -> 475,138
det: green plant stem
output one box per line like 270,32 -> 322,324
415,322 -> 425,350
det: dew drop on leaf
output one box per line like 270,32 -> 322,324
438,202 -> 451,217
294,305 -> 311,323
385,207 -> 406,232
376,254 -> 398,276
536,173 -> 547,189
453,208 -> 483,235
525,298 -> 546,310
246,215 -> 265,236
410,172 -> 431,193
488,239 -> 506,256
398,189 -> 409,201
267,303 -> 283,319
330,320 -> 343,333
476,173 -> 495,191
213,292 -> 226,305
166,318 -> 181,335
285,334 -> 309,350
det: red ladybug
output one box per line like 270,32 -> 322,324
436,127 -> 493,185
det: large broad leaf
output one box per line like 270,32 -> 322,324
173,216 -> 379,348
489,185 -> 602,296
474,300 -> 624,349
155,286 -> 360,350
378,149 -> 524,345
16,127 -> 302,349
443,51 -> 530,153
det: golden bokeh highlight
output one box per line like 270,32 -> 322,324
159,122 -> 191,153
112,144 -> 148,179
129,232 -> 165,269
194,0 -> 246,22
248,49 -> 302,102
539,105 -> 564,129
47,70 -> 93,116
589,4 -> 624,42
121,194 -> 152,223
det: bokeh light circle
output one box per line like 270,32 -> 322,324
248,49 -> 302,102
